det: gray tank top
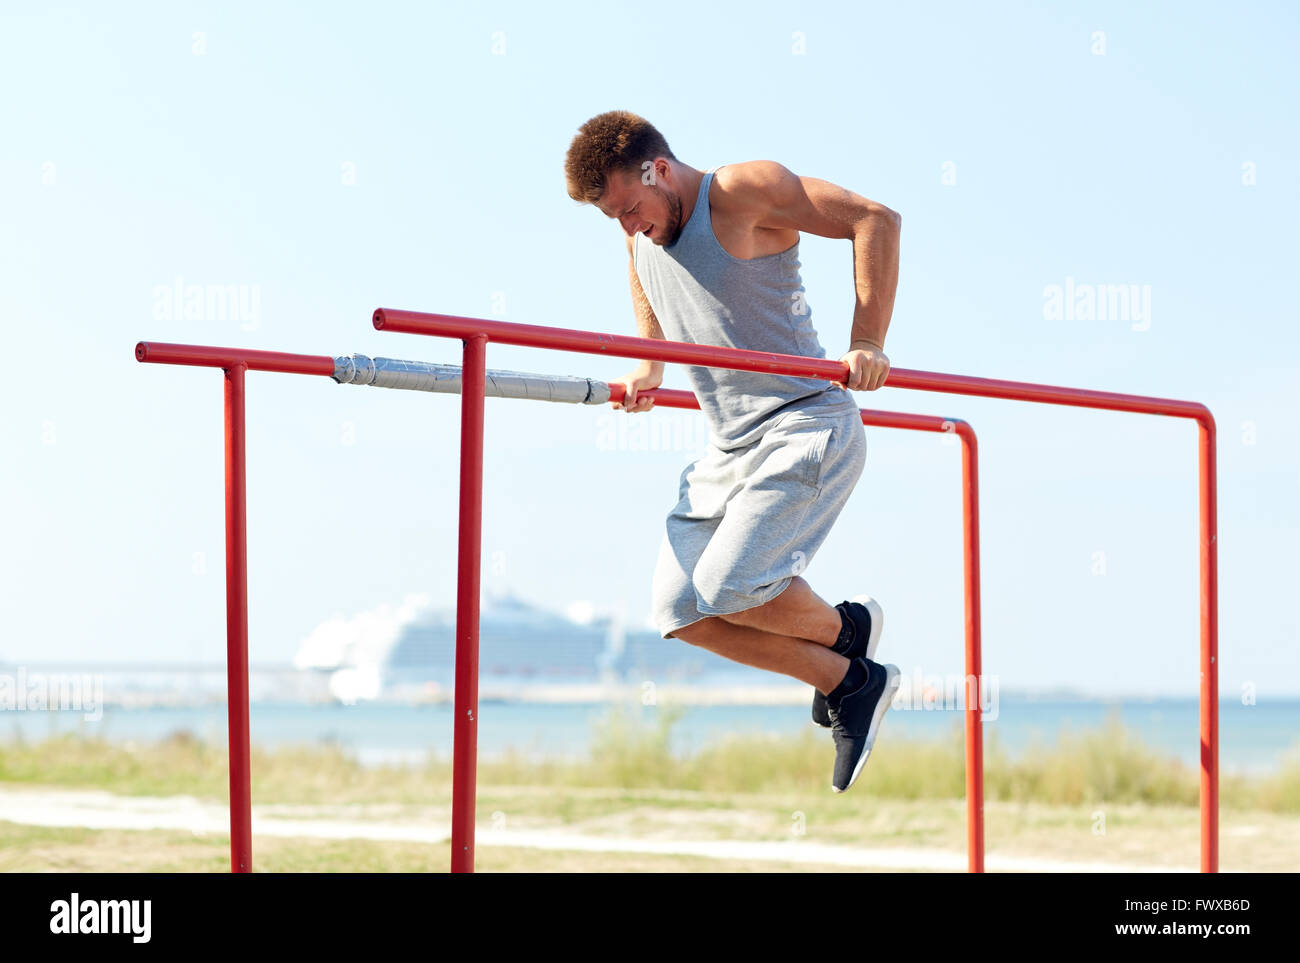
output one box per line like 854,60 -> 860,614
632,166 -> 851,451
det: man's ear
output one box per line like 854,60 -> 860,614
644,156 -> 670,187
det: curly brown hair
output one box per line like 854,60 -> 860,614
564,110 -> 676,204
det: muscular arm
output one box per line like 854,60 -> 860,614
612,235 -> 664,412
719,161 -> 901,351
626,234 -> 666,351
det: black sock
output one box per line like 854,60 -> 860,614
827,659 -> 868,708
830,606 -> 856,655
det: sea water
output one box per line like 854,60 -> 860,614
2,696 -> 1296,776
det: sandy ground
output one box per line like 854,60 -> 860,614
0,786 -> 1222,872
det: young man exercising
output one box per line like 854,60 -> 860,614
564,110 -> 902,793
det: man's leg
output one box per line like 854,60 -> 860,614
663,403 -> 895,792
691,406 -> 866,642
669,614 -> 849,694
713,575 -> 841,647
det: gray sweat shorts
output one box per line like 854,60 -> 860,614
651,389 -> 868,639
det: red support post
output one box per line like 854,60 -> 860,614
1199,414 -> 1218,873
451,335 -> 488,873
955,422 -> 984,873
223,363 -> 253,872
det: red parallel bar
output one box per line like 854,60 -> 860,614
387,309 -> 1214,872
883,368 -> 1210,421
451,336 -> 488,873
136,341 -> 336,376
224,364 -> 252,872
618,384 -> 968,440
853,412 -> 984,872
609,383 -> 991,873
623,384 -> 969,438
374,309 -> 852,381
136,340 -> 335,874
373,309 -> 1208,419
888,377 -> 1215,872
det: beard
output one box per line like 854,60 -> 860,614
651,184 -> 684,245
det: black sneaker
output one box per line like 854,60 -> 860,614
812,595 -> 884,728
828,657 -> 900,794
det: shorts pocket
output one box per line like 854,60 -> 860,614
801,424 -> 835,489
755,414 -> 836,491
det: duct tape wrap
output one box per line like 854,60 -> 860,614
332,354 -> 611,405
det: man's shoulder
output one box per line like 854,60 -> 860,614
711,160 -> 798,211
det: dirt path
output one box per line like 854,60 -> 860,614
0,786 -> 1208,872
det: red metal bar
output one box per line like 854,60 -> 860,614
883,369 -> 1209,421
955,421 -> 984,873
374,309 -> 851,381
143,322 -> 1211,873
596,383 -> 989,872
893,358 -> 1220,867
224,363 -> 252,873
135,341 -> 334,874
1199,418 -> 1219,873
136,341 -> 335,377
383,309 -> 1215,873
137,340 -> 988,872
373,309 -> 1208,420
451,336 -> 488,873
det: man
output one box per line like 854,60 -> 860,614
564,110 -> 902,793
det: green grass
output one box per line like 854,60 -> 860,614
2,707 -> 1297,812
482,705 -> 1300,813
5,711 -> 1299,871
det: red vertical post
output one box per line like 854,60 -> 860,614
451,335 -> 487,873
1199,415 -> 1219,873
957,424 -> 985,873
224,363 -> 252,873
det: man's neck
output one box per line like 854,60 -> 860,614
671,163 -> 706,227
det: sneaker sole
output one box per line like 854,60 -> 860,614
851,595 -> 885,662
813,595 -> 885,729
832,662 -> 901,794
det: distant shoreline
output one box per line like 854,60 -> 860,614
5,662 -> 1299,706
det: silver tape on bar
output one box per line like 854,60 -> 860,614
331,354 -> 611,405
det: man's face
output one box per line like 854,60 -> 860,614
598,166 -> 684,247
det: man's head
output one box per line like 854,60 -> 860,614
564,110 -> 686,246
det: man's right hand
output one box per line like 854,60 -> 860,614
611,361 -> 664,413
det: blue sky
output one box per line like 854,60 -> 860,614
0,0 -> 1296,697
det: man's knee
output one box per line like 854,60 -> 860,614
669,616 -> 721,645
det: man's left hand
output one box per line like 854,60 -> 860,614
834,342 -> 890,391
